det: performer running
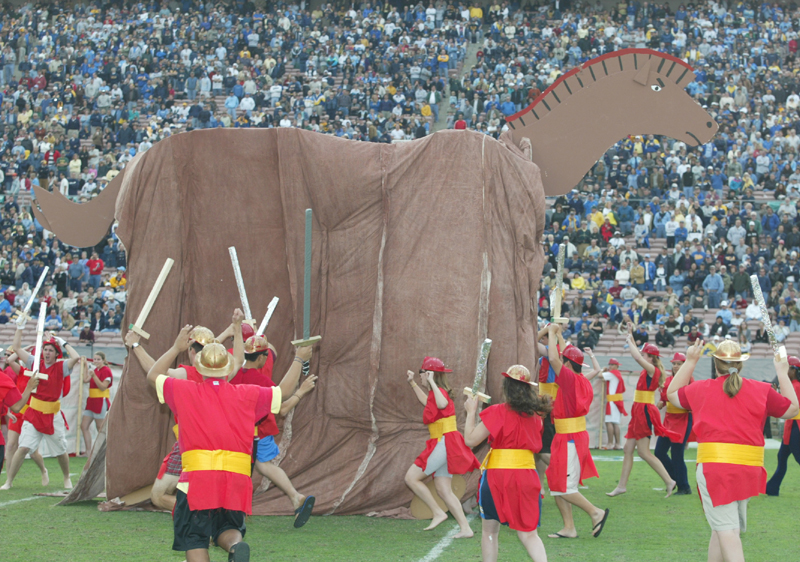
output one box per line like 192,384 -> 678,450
1,324 -> 81,490
607,323 -> 680,498
766,355 -> 800,496
125,324 -> 222,510
405,357 -> 479,538
80,352 -> 113,456
2,349 -> 48,485
534,327 -> 558,484
463,364 -> 550,562
544,324 -> 609,539
654,352 -> 694,495
601,358 -> 627,450
147,310 -> 279,562
667,339 -> 798,562
230,333 -> 317,528
0,364 -> 40,472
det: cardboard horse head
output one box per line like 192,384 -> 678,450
503,48 -> 718,196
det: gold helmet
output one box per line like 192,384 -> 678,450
712,340 -> 750,362
189,326 -> 215,346
193,341 -> 233,378
244,335 -> 269,354
501,365 -> 537,386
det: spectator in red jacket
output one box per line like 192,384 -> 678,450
87,253 -> 104,290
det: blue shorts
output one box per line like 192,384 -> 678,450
256,435 -> 280,463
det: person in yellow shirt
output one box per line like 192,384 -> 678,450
571,273 -> 587,290
590,209 -> 606,229
469,4 -> 483,20
420,102 -> 432,117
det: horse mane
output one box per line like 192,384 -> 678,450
507,48 -> 696,125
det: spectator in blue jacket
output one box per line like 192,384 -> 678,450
702,265 -> 724,308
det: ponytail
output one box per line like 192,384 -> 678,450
650,355 -> 666,387
714,358 -> 744,398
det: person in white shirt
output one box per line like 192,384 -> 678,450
745,301 -> 762,321
279,116 -> 293,128
602,360 -> 625,450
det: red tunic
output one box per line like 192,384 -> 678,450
0,371 -> 23,446
782,380 -> 800,446
85,365 -> 113,414
6,367 -> 28,433
678,376 -> 791,506
414,390 -> 480,475
172,364 -> 204,433
625,368 -> 680,441
161,377 -> 278,513
230,366 -> 278,437
480,404 -> 543,531
545,365 -> 599,492
660,375 -> 695,443
23,359 -> 70,435
605,369 -> 628,416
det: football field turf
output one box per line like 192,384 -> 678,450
1,447 -> 797,561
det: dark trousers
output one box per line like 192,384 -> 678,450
766,422 -> 800,496
654,413 -> 693,491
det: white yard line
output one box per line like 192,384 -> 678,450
0,495 -> 48,509
417,513 -> 477,562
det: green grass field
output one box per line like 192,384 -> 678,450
1,447 -> 798,561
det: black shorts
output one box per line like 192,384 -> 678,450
172,490 -> 246,552
540,415 -> 556,455
0,444 -> 4,473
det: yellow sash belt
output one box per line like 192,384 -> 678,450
173,424 -> 180,440
666,402 -> 689,414
181,449 -> 252,476
19,404 -> 28,415
634,390 -> 656,405
89,388 -> 110,399
539,382 -> 558,399
606,393 -> 623,402
428,416 -> 458,440
696,442 -> 764,467
29,397 -> 60,415
555,416 -> 586,434
792,412 -> 800,421
482,449 -> 536,470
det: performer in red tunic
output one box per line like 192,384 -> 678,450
2,349 -> 48,486
230,334 -> 317,528
147,311 -> 281,562
0,367 -> 39,473
464,364 -> 550,562
405,356 -> 479,538
125,324 -> 220,510
80,352 -> 113,456
607,323 -> 680,498
544,324 -> 609,539
667,339 -> 798,562
654,352 -> 694,495
1,323 -> 81,491
766,355 -> 800,496
601,358 -> 628,450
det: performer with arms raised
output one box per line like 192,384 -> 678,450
667,339 -> 798,562
654,352 -> 694,495
766,355 -> 800,495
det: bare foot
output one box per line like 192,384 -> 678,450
41,469 -> 49,487
64,478 -> 73,490
606,487 -> 626,497
424,511 -> 448,531
0,482 -> 11,490
664,480 -> 677,499
291,494 -> 306,511
453,528 -> 474,539
548,529 -> 578,539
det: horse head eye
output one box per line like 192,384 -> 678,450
651,85 -> 662,92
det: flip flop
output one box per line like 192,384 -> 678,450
547,532 -> 578,539
293,495 -> 315,529
228,541 -> 250,562
592,508 -> 610,538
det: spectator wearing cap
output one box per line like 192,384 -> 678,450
655,324 -> 675,348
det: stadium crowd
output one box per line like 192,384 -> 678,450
0,0 -> 799,346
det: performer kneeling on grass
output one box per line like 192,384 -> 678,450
230,334 -> 316,528
80,352 -> 113,456
654,352 -> 694,496
1,367 -> 40,472
146,310 -> 280,562
405,357 -> 480,538
667,339 -> 798,562
607,324 -> 680,498
463,365 -> 550,562
765,355 -> 800,496
125,324 -> 225,510
3,349 -> 48,485
544,324 -> 609,539
2,326 -> 82,491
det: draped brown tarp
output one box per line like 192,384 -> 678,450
100,128 -> 545,515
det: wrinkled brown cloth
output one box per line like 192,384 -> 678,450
105,128 -> 546,515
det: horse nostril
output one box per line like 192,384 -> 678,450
707,121 -> 713,128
